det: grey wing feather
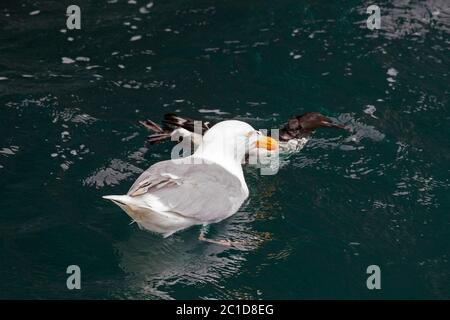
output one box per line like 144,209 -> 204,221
127,159 -> 248,222
127,160 -> 182,197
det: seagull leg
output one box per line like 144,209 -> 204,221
198,225 -> 234,247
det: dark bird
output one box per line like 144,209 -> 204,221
141,112 -> 345,154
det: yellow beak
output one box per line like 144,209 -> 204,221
256,136 -> 278,151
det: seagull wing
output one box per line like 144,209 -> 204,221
127,159 -> 248,223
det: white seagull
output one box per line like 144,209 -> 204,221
103,120 -> 278,245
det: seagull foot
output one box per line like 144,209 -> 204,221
198,234 -> 235,247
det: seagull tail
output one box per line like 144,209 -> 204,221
103,194 -> 142,219
103,195 -> 147,229
103,194 -> 191,236
102,195 -> 133,206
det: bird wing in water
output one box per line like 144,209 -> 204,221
139,119 -> 173,144
141,113 -> 214,144
163,113 -> 214,134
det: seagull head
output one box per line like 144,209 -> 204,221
199,120 -> 278,164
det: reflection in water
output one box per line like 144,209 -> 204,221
115,208 -> 272,299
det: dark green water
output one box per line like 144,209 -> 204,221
1,0 -> 449,299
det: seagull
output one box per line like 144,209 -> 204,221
103,120 -> 278,245
140,112 -> 345,161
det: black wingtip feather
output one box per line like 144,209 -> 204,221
146,133 -> 172,144
139,120 -> 164,133
163,113 -> 189,127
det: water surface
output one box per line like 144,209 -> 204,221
1,0 -> 449,299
